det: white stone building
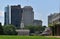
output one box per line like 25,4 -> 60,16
48,13 -> 60,25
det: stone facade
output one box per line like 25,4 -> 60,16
22,6 -> 34,26
48,13 -> 60,36
48,13 -> 60,25
16,29 -> 30,36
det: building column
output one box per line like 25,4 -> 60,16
57,26 -> 60,36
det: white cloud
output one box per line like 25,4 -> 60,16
0,11 -> 4,25
0,11 -> 4,17
21,6 -> 24,8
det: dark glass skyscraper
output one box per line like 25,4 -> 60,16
4,5 -> 22,29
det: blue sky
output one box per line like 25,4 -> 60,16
0,0 -> 59,26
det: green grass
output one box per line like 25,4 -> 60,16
0,36 -> 60,39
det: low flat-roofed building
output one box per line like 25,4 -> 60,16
33,20 -> 42,26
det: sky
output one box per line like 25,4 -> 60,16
0,0 -> 59,26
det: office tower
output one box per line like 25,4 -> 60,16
4,5 -> 22,29
22,6 -> 34,26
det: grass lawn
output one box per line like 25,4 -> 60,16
0,36 -> 60,39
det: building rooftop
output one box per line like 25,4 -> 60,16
23,6 -> 33,10
34,20 -> 42,22
23,6 -> 32,8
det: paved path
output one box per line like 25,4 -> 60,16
46,36 -> 60,38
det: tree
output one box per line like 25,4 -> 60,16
0,22 -> 4,35
48,24 -> 55,36
24,25 -> 46,33
3,24 -> 17,35
25,25 -> 35,33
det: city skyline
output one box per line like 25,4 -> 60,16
0,0 -> 59,26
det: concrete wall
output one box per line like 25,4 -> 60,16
16,29 -> 30,36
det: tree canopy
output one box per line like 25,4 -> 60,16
0,22 -> 4,35
3,24 -> 17,35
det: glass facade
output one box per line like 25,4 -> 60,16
4,6 -> 9,25
4,5 -> 22,29
11,6 -> 22,29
